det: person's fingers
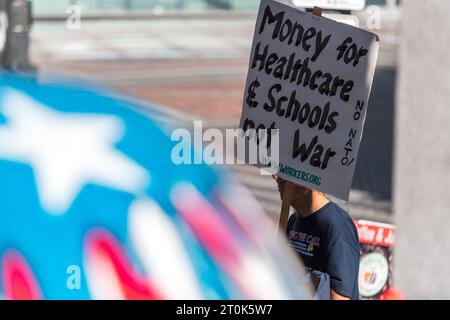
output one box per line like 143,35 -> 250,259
276,177 -> 286,184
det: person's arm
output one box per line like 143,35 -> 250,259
326,239 -> 360,300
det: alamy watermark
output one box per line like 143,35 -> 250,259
62,4 -> 387,32
171,121 -> 280,175
66,5 -> 82,30
66,264 -> 81,290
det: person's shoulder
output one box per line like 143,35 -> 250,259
320,202 -> 358,241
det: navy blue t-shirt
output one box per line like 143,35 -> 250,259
287,201 -> 360,300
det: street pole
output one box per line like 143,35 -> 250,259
0,1 -> 6,62
1,0 -> 35,72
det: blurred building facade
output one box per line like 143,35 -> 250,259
30,0 -> 400,15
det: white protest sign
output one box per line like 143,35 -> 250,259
239,0 -> 379,200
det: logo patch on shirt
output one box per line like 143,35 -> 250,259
288,231 -> 321,257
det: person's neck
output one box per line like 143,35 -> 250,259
293,191 -> 330,218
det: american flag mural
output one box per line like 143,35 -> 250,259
0,73 -> 310,300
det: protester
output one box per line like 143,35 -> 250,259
276,177 -> 360,300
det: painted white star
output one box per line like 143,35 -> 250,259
0,89 -> 150,215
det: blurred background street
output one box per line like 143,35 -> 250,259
28,0 -> 400,223
4,0 -> 450,300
